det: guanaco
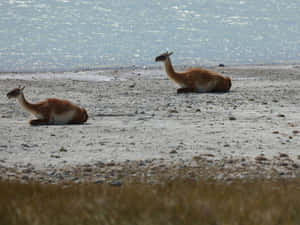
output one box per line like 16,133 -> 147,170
155,51 -> 232,93
7,86 -> 88,125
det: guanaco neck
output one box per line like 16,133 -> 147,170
163,57 -> 185,84
16,92 -> 36,113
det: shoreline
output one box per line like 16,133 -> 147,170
0,62 -> 299,75
0,65 -> 300,183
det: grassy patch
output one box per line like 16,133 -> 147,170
1,179 -> 300,225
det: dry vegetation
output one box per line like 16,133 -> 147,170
1,178 -> 300,225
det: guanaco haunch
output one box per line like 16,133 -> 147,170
7,86 -> 88,125
155,51 -> 232,93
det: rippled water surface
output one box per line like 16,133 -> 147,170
0,0 -> 299,71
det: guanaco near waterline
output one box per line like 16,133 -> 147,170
7,86 -> 88,125
155,51 -> 232,93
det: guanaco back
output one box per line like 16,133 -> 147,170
7,86 -> 88,125
155,51 -> 231,93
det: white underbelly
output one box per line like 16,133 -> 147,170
195,80 -> 216,92
50,110 -> 75,124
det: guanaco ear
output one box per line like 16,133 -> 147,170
167,51 -> 173,57
21,86 -> 25,91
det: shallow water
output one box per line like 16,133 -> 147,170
0,0 -> 299,72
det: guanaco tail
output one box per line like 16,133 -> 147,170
7,86 -> 88,125
155,51 -> 232,93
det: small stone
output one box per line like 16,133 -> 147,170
50,155 -> 61,159
229,116 -> 236,121
170,150 -> 177,154
293,130 -> 299,135
59,147 -> 67,152
277,114 -> 285,118
292,163 -> 299,169
279,153 -> 289,158
22,175 -> 29,181
255,156 -> 268,162
72,177 -> 80,182
107,162 -> 115,166
110,180 -> 122,187
190,161 -> 199,168
272,131 -> 279,134
129,83 -> 136,88
138,161 -> 146,166
279,162 -> 289,167
22,168 -> 33,173
216,174 -> 224,180
21,144 -> 30,148
168,109 -> 178,114
83,167 -> 93,172
200,153 -> 215,157
94,179 -> 105,184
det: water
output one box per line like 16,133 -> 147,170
0,0 -> 299,72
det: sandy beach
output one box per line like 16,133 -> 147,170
0,65 -> 300,183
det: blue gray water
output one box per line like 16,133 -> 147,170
0,0 -> 299,72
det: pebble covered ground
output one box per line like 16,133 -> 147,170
0,65 -> 300,184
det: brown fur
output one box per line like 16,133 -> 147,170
7,86 -> 88,125
155,51 -> 232,93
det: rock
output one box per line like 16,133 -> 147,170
229,116 -> 236,121
255,156 -> 268,162
170,150 -> 177,154
190,160 -> 198,168
129,83 -> 136,88
71,177 -> 80,182
21,175 -> 29,181
277,114 -> 285,118
22,168 -> 33,173
292,163 -> 299,169
168,109 -> 178,114
279,153 -> 289,158
110,180 -> 122,187
200,153 -> 215,157
83,167 -> 93,172
21,144 -> 31,149
59,147 -> 68,152
216,174 -> 225,181
94,179 -> 105,184
107,162 -> 115,166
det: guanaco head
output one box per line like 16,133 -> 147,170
155,51 -> 173,62
7,86 -> 25,99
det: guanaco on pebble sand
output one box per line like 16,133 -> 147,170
155,51 -> 232,93
7,86 -> 88,125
